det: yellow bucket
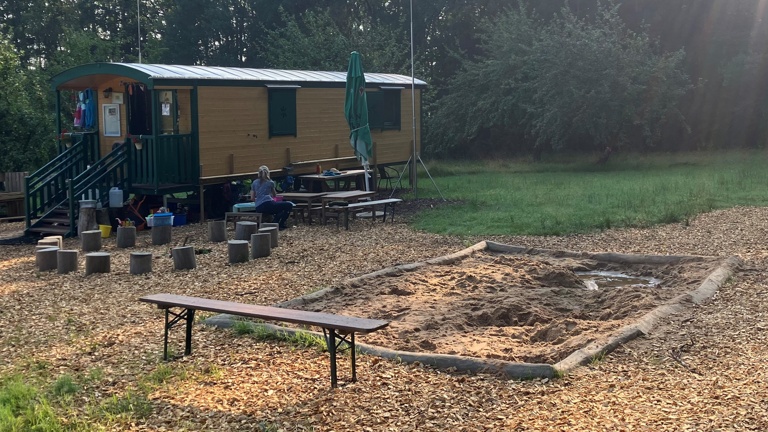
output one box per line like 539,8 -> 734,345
98,224 -> 112,238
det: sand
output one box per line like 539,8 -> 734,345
299,251 -> 721,363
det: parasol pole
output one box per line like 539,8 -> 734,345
137,0 -> 142,63
410,0 -> 418,197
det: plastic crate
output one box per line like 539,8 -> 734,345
151,212 -> 173,227
172,213 -> 187,226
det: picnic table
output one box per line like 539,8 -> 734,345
299,169 -> 370,192
277,192 -> 327,224
321,190 -> 376,225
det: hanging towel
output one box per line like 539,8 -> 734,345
84,88 -> 97,129
74,91 -> 84,128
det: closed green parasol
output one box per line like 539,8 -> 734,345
344,51 -> 373,190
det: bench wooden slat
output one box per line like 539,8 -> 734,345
139,293 -> 388,334
346,198 -> 402,209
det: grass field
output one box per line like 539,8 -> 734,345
403,150 -> 768,235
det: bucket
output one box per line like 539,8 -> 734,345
79,199 -> 97,209
109,187 -> 123,207
98,224 -> 112,238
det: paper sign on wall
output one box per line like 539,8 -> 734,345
102,104 -> 121,137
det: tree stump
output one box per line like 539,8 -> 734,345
35,245 -> 58,253
78,207 -> 98,235
116,226 -> 137,248
228,240 -> 250,264
208,220 -> 227,242
235,221 -> 259,241
81,230 -> 102,252
42,235 -> 64,249
85,252 -> 110,275
151,225 -> 172,245
258,226 -> 278,248
250,232 -> 271,259
261,222 -> 280,231
130,252 -> 153,275
35,247 -> 59,271
56,250 -> 78,274
172,246 -> 197,270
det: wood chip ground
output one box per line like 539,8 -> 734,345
1,206 -> 766,431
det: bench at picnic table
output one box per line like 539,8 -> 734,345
325,198 -> 403,230
139,293 -> 389,388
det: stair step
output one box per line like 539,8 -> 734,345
27,225 -> 72,236
43,217 -> 72,224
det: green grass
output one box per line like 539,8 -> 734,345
0,376 -> 87,432
0,365 -> 170,430
407,150 -> 768,235
231,320 -> 327,351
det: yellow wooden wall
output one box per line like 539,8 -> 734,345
94,79 -> 192,157
97,77 -> 129,156
197,86 -> 421,178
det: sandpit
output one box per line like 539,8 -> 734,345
270,241 -> 738,376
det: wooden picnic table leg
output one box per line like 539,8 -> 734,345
185,309 -> 196,355
321,201 -> 326,225
162,307 -> 195,361
350,333 -> 357,382
344,208 -> 350,230
164,309 -> 170,361
325,328 -> 339,388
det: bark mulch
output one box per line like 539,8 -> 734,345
0,205 -> 766,431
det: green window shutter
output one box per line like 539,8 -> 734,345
367,91 -> 383,129
268,89 -> 297,137
382,90 -> 401,130
367,90 -> 400,131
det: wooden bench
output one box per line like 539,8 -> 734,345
328,198 -> 403,230
291,202 -> 323,224
224,211 -> 262,229
139,293 -> 389,388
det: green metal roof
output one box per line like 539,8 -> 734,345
51,63 -> 428,90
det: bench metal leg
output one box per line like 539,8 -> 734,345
162,307 -> 196,361
323,328 -> 357,388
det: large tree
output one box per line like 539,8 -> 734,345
0,37 -> 54,172
427,2 -> 692,157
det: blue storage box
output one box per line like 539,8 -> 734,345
172,213 -> 187,226
152,212 -> 173,226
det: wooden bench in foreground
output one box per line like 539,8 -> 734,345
139,293 -> 389,388
326,198 -> 403,230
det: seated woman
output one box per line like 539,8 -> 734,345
250,165 -> 294,230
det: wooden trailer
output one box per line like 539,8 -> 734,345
26,63 -> 426,235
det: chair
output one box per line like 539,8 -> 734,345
378,165 -> 402,190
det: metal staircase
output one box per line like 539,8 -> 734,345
25,135 -> 130,237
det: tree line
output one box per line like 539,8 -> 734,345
1,0 -> 766,171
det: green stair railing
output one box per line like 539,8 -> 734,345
25,132 -> 99,227
25,138 -> 130,237
64,142 -> 131,234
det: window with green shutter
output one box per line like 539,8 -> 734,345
268,87 -> 297,137
367,88 -> 401,131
